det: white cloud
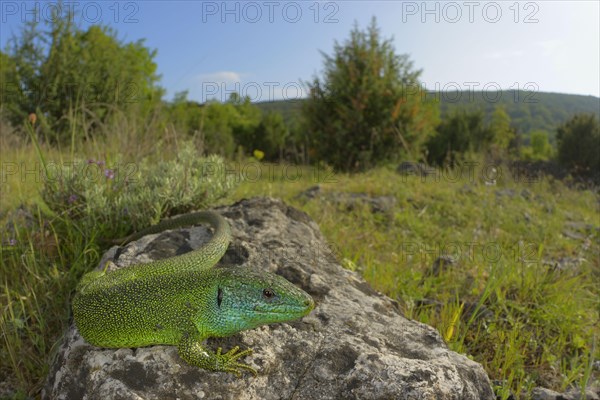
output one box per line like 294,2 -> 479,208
484,50 -> 525,60
535,40 -> 565,56
194,71 -> 244,84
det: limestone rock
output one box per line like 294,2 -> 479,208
45,197 -> 494,400
297,185 -> 396,214
531,385 -> 600,400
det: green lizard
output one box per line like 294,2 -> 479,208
72,211 -> 314,376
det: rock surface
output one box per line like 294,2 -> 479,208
531,385 -> 600,400
296,185 -> 396,214
45,197 -> 494,400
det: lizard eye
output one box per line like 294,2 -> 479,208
262,288 -> 275,299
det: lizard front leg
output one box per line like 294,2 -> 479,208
177,332 -> 257,377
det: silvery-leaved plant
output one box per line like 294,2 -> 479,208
41,142 -> 237,237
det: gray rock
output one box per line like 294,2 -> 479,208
295,184 -> 322,200
426,255 -> 456,277
545,256 -> 586,273
520,189 -> 532,200
563,385 -> 600,400
2,204 -> 36,242
45,197 -> 494,400
329,192 -> 396,214
530,387 -> 563,400
495,188 -> 517,198
297,185 -> 396,214
530,385 -> 600,400
562,229 -> 586,240
564,221 -> 598,234
459,184 -> 476,195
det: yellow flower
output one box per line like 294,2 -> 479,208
253,149 -> 264,161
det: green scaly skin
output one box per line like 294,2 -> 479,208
72,211 -> 315,376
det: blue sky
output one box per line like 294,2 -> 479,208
1,1 -> 599,102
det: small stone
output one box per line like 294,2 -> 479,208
495,189 -> 517,198
298,187 -> 396,214
531,387 -> 562,400
427,255 -> 456,277
296,185 -> 322,200
521,189 -> 532,200
562,230 -> 586,240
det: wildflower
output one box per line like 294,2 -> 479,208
96,160 -> 106,166
9,238 -> 17,246
28,113 -> 37,126
104,169 -> 115,179
68,194 -> 78,204
87,159 -> 95,164
253,149 -> 265,161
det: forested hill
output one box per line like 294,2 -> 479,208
255,90 -> 600,140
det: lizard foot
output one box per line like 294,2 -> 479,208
177,334 -> 257,377
214,346 -> 257,377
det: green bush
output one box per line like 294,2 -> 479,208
41,142 -> 236,237
1,11 -> 162,143
520,130 -> 553,161
556,114 -> 600,176
303,18 -> 438,171
426,109 -> 490,166
427,106 -> 520,166
253,111 -> 289,161
166,93 -> 265,159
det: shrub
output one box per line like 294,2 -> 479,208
426,109 -> 490,166
40,142 -> 236,237
520,130 -> 553,161
556,114 -> 600,176
303,18 -> 438,171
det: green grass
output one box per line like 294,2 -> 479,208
1,138 -> 598,399
0,129 -> 235,398
232,163 -> 599,398
0,200 -> 99,396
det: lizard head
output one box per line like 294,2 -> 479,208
204,267 -> 314,337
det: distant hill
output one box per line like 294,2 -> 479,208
254,91 -> 600,142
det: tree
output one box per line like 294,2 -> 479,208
2,5 -> 162,143
0,50 -> 18,113
426,109 -> 489,166
556,114 -> 600,176
488,106 -> 514,151
303,17 -> 438,171
254,112 -> 289,161
519,130 -> 553,161
1,18 -> 46,124
166,91 -> 204,139
229,94 -> 262,153
199,101 -> 237,157
529,130 -> 553,160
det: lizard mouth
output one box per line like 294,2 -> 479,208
251,298 -> 315,317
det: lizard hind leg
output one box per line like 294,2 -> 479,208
177,333 -> 257,377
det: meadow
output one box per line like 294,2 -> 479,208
1,128 -> 598,399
